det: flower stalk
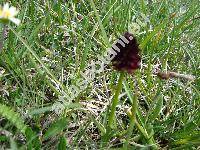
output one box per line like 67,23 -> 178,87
108,72 -> 125,128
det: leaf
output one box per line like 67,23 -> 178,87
149,94 -> 163,121
9,137 -> 18,150
58,136 -> 67,150
28,106 -> 53,116
25,127 -> 41,150
173,133 -> 200,145
0,103 -> 27,134
43,117 -> 68,140
0,135 -> 8,142
123,80 -> 145,127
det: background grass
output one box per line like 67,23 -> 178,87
0,0 -> 199,149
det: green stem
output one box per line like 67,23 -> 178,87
108,72 -> 124,128
88,0 -> 110,47
0,25 -> 6,53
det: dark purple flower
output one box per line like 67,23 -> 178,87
111,32 -> 141,73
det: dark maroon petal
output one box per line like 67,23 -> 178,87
111,32 -> 141,73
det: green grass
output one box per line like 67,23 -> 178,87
0,0 -> 199,149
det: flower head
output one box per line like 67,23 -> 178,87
111,32 -> 141,73
0,3 -> 20,25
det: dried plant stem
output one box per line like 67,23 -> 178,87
156,71 -> 195,81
